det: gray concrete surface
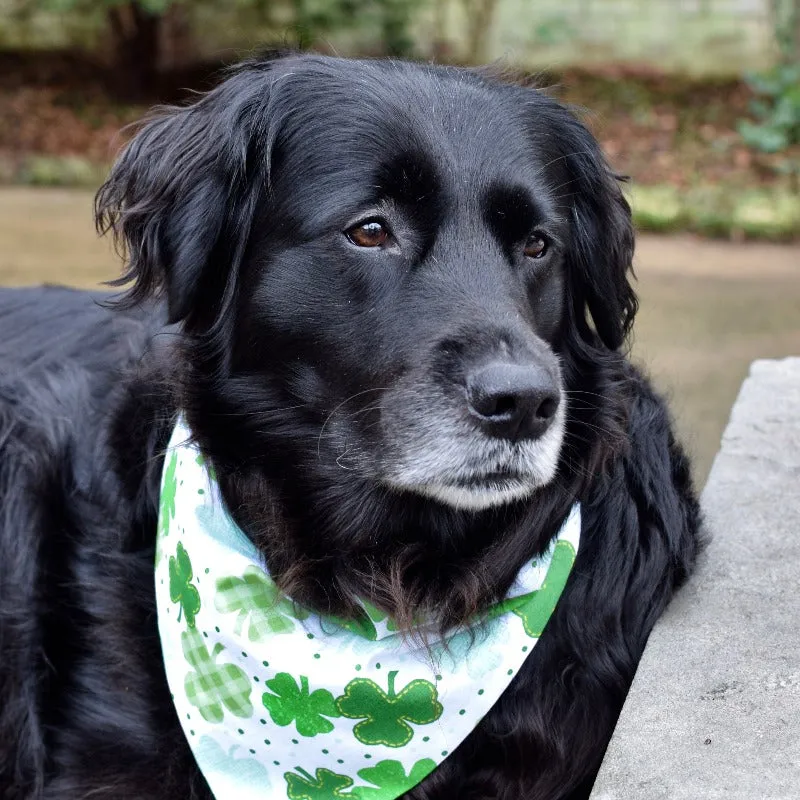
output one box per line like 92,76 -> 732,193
590,357 -> 800,800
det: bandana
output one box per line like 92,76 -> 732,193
155,417 -> 580,800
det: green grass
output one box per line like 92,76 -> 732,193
630,184 -> 800,241
0,155 -> 109,188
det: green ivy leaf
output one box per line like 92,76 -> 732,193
336,671 -> 442,747
351,758 -> 437,799
284,766 -> 354,800
168,541 -> 201,627
262,673 -> 341,737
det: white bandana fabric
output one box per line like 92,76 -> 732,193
155,417 -> 581,800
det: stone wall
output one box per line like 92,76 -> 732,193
590,357 -> 800,799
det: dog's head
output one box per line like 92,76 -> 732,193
98,55 -> 635,619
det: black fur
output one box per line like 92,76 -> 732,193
0,56 -> 701,800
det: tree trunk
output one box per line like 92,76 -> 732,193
770,0 -> 800,63
431,0 -> 451,61
107,2 -> 162,100
106,2 -> 195,100
158,3 -> 194,73
462,0 -> 500,63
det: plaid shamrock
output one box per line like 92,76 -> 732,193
181,628 -> 253,722
215,565 -> 309,641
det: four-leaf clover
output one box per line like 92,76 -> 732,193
351,758 -> 437,800
215,565 -> 309,641
262,673 -> 342,736
182,628 -> 253,722
336,670 -> 442,747
169,541 -> 201,627
284,767 -> 354,800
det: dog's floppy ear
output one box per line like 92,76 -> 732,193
96,66 -> 276,326
548,110 -> 638,351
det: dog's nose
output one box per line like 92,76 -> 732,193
466,363 -> 560,441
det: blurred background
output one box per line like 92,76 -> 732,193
0,0 -> 798,487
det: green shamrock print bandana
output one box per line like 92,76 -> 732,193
155,417 -> 581,799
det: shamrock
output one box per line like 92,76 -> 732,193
512,539 -> 576,638
261,673 -> 341,736
196,452 -> 216,481
351,758 -> 437,800
215,565 -> 309,642
195,736 -> 271,789
182,628 -> 253,722
323,601 -> 400,640
325,613 -> 378,640
336,670 -> 442,747
284,767 -> 354,800
159,450 -> 178,537
431,628 -> 503,680
169,541 -> 201,627
361,601 -> 399,633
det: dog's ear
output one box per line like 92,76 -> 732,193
95,66 -> 276,326
544,108 -> 638,351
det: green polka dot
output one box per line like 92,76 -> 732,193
422,736 -> 430,742
241,651 -> 248,658
355,664 -> 362,671
202,631 -> 208,638
264,739 -> 271,745
522,645 -> 528,652
198,488 -> 205,495
337,759 -> 344,764
215,626 -> 220,633
189,729 -> 195,736
249,748 -> 256,755
254,675 -> 260,682
204,568 -> 210,574
435,674 -> 442,681
507,669 -> 513,675
441,750 -> 448,757
262,660 -> 269,667
459,709 -> 466,715
273,760 -> 280,766
375,663 -> 381,669
292,739 -> 299,745
478,689 -> 484,695
322,749 -> 329,755
364,754 -> 372,759
307,633 -> 315,639
313,653 -> 321,659
186,713 -> 191,719
238,728 -> 244,735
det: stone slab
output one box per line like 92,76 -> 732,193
590,357 -> 800,800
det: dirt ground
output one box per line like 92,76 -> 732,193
1,187 -> 798,488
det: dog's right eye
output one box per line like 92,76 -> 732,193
345,219 -> 390,248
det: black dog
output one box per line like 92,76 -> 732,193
0,55 -> 701,799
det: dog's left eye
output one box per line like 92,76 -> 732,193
523,233 -> 549,259
345,219 -> 390,248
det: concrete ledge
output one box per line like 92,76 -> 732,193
590,357 -> 800,800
